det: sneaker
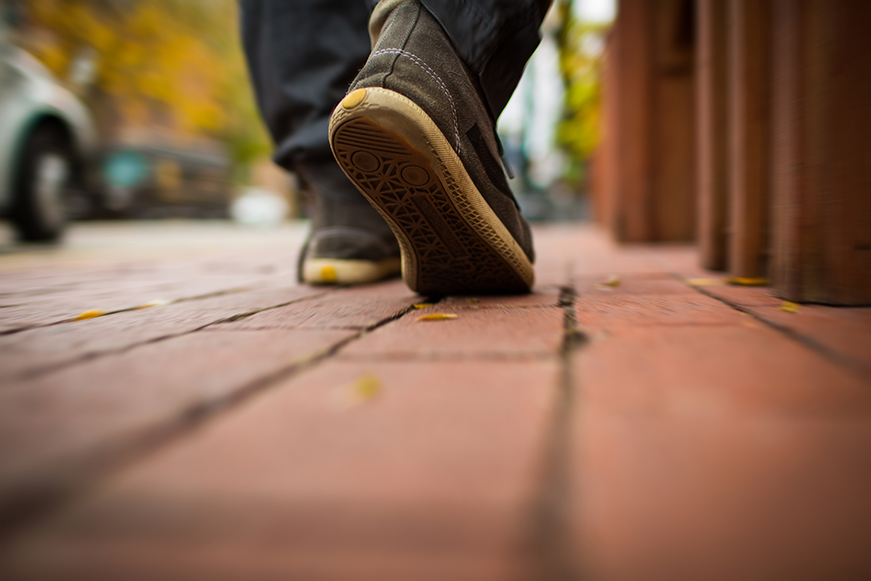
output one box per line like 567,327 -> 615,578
328,0 -> 535,295
297,159 -> 402,285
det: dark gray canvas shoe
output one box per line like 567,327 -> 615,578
328,0 -> 535,295
297,160 -> 401,285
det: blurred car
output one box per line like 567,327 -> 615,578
100,144 -> 232,219
0,13 -> 98,241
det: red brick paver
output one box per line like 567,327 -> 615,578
699,282 -> 871,376
0,285 -> 326,381
0,222 -> 868,579
2,360 -> 558,580
0,329 -> 355,505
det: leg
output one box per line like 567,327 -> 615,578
367,0 -> 552,119
240,0 -> 370,169
240,0 -> 402,284
329,0 -> 549,294
419,0 -> 553,118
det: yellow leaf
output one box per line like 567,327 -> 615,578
354,374 -> 381,401
466,298 -> 480,304
780,301 -> 800,313
412,303 -> 433,309
73,309 -> 107,321
416,313 -> 458,322
686,278 -> 723,287
597,274 -> 620,288
727,277 -> 770,287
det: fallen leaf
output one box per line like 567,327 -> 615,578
780,301 -> 800,313
412,303 -> 432,309
466,298 -> 480,304
597,274 -> 620,288
416,313 -> 458,321
354,374 -> 381,401
328,374 -> 383,411
727,276 -> 770,286
73,309 -> 107,321
686,278 -> 723,287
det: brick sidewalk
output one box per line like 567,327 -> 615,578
0,223 -> 869,579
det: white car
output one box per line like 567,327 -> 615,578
0,15 -> 97,241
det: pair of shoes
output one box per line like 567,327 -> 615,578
297,159 -> 401,285
328,0 -> 535,295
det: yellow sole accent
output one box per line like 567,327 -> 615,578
303,257 -> 402,285
342,89 -> 367,110
319,265 -> 338,282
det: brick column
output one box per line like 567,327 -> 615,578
771,0 -> 871,304
602,0 -> 695,243
727,0 -> 772,278
696,0 -> 729,270
593,29 -> 618,230
610,0 -> 654,241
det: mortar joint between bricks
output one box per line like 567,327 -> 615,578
559,286 -> 587,354
522,283 -> 585,578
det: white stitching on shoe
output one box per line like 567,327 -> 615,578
371,48 -> 461,155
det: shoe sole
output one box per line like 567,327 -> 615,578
329,87 -> 534,295
302,257 -> 402,285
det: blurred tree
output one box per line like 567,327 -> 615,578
554,0 -> 606,186
21,0 -> 270,174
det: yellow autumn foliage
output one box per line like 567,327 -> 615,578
553,1 -> 607,184
22,0 -> 269,166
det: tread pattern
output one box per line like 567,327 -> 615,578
332,117 -> 529,295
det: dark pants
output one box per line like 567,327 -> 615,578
239,0 -> 550,173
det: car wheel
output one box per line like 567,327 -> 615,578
11,124 -> 77,241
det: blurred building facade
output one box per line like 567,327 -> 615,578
594,0 -> 871,305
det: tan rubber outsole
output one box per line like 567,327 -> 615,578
328,87 -> 534,295
302,257 -> 402,285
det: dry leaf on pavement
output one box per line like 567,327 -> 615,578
727,276 -> 770,286
416,313 -> 458,321
73,309 -> 107,321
